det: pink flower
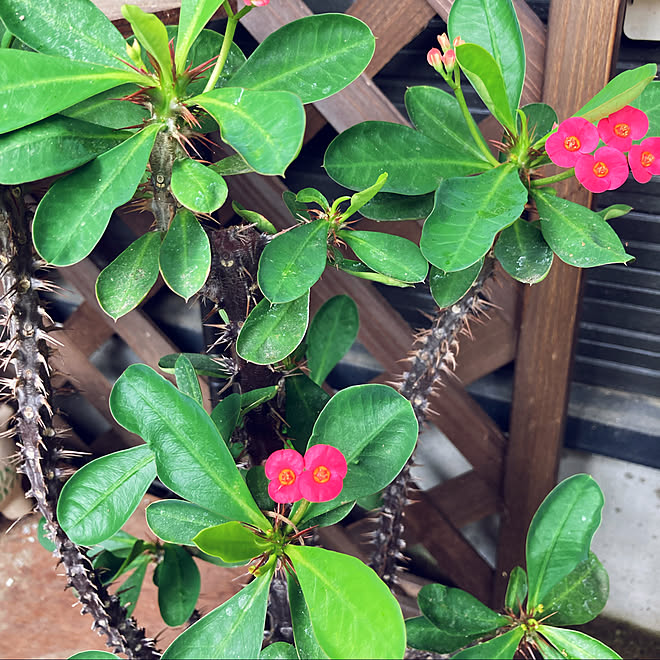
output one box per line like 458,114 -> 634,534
443,49 -> 456,73
244,0 -> 269,5
629,137 -> 660,184
427,48 -> 442,70
575,146 -> 629,193
453,36 -> 465,48
265,449 -> 304,503
298,444 -> 347,503
545,117 -> 599,168
437,33 -> 451,52
597,105 -> 648,152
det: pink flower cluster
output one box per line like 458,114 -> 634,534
546,106 -> 659,193
427,34 -> 463,77
265,445 -> 347,504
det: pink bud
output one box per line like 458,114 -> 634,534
427,47 -> 443,70
437,33 -> 451,53
244,0 -> 270,5
453,36 -> 465,48
443,49 -> 456,72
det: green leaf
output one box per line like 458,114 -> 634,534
258,220 -> 329,304
541,552 -> 608,625
494,219 -> 553,284
361,191 -> 434,221
283,190 -> 312,222
598,204 -> 632,221
538,627 -> 621,659
286,545 -> 406,659
576,63 -> 657,123
632,80 -> 660,137
93,550 -> 126,585
236,293 -> 310,366
0,0 -> 131,69
285,375 -> 330,453
0,116 -> 130,184
526,474 -> 604,608
405,616 -> 475,654
211,154 -> 254,177
211,393 -> 241,444
418,584 -> 509,638
455,43 -> 516,133
109,363 -> 268,529
229,14 -> 374,104
0,50 -> 149,135
324,121 -> 490,195
302,501 -> 356,528
33,123 -> 160,266
453,627 -> 524,659
307,295 -> 359,386
521,103 -> 558,142
159,352 -> 231,379
146,499 -> 227,545
96,231 -> 161,320
334,257 -> 412,288
232,201 -> 277,234
429,260 -> 483,309
288,577 -> 329,660
260,642 -> 298,659
448,0 -> 525,116
162,569 -> 273,659
175,354 -> 203,406
171,158 -> 228,214
338,230 -> 428,283
117,555 -> 149,616
421,164 -> 527,271
57,445 -> 155,546
159,208 -> 211,301
241,386 -> 279,417
339,172 -> 389,221
296,188 -> 330,210
532,189 -> 632,268
193,521 -> 270,564
190,87 -> 305,176
245,466 -> 275,511
504,566 -> 527,615
69,652 -> 120,659
122,5 -> 172,87
95,530 -> 139,556
301,384 -> 417,521
158,543 -> 201,627
536,637 -> 568,660
175,0 -> 224,73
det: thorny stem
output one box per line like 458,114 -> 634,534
530,168 -> 575,188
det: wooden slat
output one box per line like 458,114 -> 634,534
62,302 -> 114,358
494,0 -> 625,603
94,0 -> 179,22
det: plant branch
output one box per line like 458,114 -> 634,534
530,168 -> 575,187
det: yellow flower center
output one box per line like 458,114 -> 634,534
313,465 -> 331,484
641,151 -> 655,168
593,161 -> 609,178
613,122 -> 630,138
278,468 -> 296,486
563,135 -> 581,152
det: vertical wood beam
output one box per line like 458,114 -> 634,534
494,0 -> 625,602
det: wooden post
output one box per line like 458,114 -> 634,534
494,0 -> 626,603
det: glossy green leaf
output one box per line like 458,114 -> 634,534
232,201 -> 277,234
302,500 -> 355,528
307,295 -> 359,386
340,172 -> 389,221
338,230 -> 428,283
418,584 -> 509,637
536,637 -> 567,660
33,123 -> 160,266
159,352 -> 231,379
421,164 -> 527,271
287,545 -> 406,659
575,63 -> 656,123
449,0 -> 525,116
526,474 -> 604,608
334,257 -> 412,287
283,190 -> 312,222
109,363 -> 268,529
0,116 -> 130,184
532,189 -> 632,268
455,43 -> 516,133
405,616 -> 475,654
361,191 -> 434,221
236,293 -> 310,366
122,5 -> 172,86
246,466 -> 275,511
521,103 -> 558,142
301,384 -> 417,521
541,552 -> 608,625
146,499 -> 227,545
260,642 -> 298,660
429,260 -> 482,309
95,530 -> 138,556
296,188 -> 330,210
258,221 -> 329,303
93,550 -> 126,585
405,85 -> 493,163
193,521 -> 270,564
0,0 -> 131,69
211,393 -> 241,444
285,375 -> 330,453
229,14 -> 374,103
117,555 -> 149,616
538,627 -> 621,659
175,0 -> 223,73
171,158 -> 228,214
96,231 -> 161,320
241,386 -> 279,417
105,538 -> 146,582
453,627 -> 524,659
504,566 -> 527,615
324,120 -> 490,195
0,50 -> 149,135
598,204 -> 632,222
158,543 -> 201,626
632,80 -> 660,137
288,577 -> 329,660
60,84 -> 149,129
212,153 -> 254,177
494,218 -> 553,284
57,445 -> 155,546
162,569 -> 273,659
69,652 -> 120,659
190,87 -> 305,176
159,208 -> 211,301
175,354 -> 203,406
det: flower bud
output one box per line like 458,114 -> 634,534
437,33 -> 451,53
443,49 -> 456,73
427,47 -> 443,71
453,36 -> 465,48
